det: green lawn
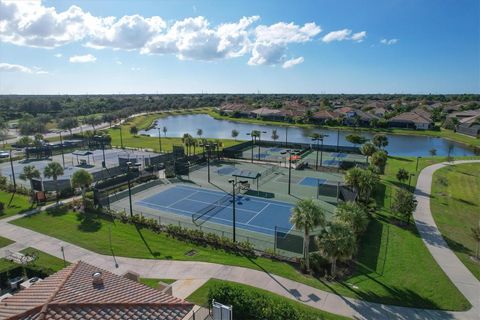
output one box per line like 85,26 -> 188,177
139,278 -> 176,288
187,279 -> 350,320
20,247 -> 68,272
430,163 -> 480,280
0,236 -> 13,248
0,247 -> 67,274
11,167 -> 473,315
0,191 -> 34,219
106,109 -> 241,153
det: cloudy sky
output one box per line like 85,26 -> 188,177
0,0 -> 478,94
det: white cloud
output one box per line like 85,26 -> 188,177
54,53 -> 62,58
86,15 -> 166,50
380,38 -> 398,45
282,56 -> 304,69
142,16 -> 259,61
0,1 -> 101,48
322,29 -> 351,43
69,54 -> 96,63
248,22 -> 321,66
351,31 -> 366,42
0,1 -> 367,68
0,62 -> 47,74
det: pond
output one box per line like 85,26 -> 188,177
141,114 -> 476,157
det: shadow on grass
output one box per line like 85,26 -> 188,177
46,205 -> 68,216
76,212 -> 102,232
135,224 -> 161,258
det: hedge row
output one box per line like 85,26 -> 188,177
208,283 -> 318,320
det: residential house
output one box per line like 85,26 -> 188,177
219,103 -> 251,117
447,109 -> 480,121
0,261 -> 193,320
249,107 -> 284,121
370,107 -> 387,118
388,110 -> 433,130
335,106 -> 357,118
312,109 -> 341,124
453,111 -> 480,137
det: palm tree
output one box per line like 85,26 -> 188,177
316,221 -> 356,278
344,167 -> 363,194
71,169 -> 93,212
396,168 -> 409,185
345,134 -> 367,148
371,150 -> 388,174
335,202 -> 369,236
471,224 -> 480,260
162,126 -> 168,137
372,134 -> 389,150
231,129 -> 239,141
358,169 -> 379,203
43,162 -> 64,203
19,165 -> 40,201
271,129 -> 279,142
360,142 -> 376,162
197,129 -> 203,139
290,199 -> 325,272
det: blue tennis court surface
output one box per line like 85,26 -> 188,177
323,159 -> 340,166
333,152 -> 347,158
136,185 -> 294,235
299,177 -> 326,187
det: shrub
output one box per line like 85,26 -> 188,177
0,201 -> 4,212
208,283 -> 303,320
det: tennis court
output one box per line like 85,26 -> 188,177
136,184 -> 294,235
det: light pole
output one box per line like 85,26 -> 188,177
95,135 -> 106,168
200,142 -> 217,183
157,127 -> 162,153
415,156 -> 422,172
126,161 -> 141,217
228,179 -> 248,242
287,150 -> 292,195
9,150 -> 16,190
58,131 -> 65,169
257,131 -> 267,160
336,128 -> 340,152
246,132 -> 254,163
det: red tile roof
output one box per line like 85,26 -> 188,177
0,261 -> 192,320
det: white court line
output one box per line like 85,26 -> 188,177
175,184 -> 293,209
246,203 -> 271,224
137,199 -> 277,233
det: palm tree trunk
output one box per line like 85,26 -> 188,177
331,258 -> 337,278
81,187 -> 86,212
476,241 -> 479,259
54,178 -> 59,203
304,229 -> 309,272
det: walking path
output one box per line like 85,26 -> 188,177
0,161 -> 479,319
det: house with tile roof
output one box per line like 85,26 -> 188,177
249,107 -> 284,120
311,109 -> 340,124
388,110 -> 433,130
455,113 -> 480,137
0,261 -> 193,320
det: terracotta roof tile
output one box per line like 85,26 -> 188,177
0,261 -> 193,320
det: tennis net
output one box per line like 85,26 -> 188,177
192,193 -> 232,226
258,166 -> 277,185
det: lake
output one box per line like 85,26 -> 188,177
141,114 -> 476,157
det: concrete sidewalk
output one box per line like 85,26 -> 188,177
0,160 -> 479,319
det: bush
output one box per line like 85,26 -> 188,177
0,201 -> 4,212
309,252 -> 329,276
208,283 -> 306,320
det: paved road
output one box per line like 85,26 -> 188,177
0,160 -> 479,319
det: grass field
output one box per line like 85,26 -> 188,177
430,163 -> 480,280
20,247 -> 68,272
0,235 -> 13,248
106,109 -> 241,153
187,279 -> 350,320
11,153 -> 474,314
0,191 -> 34,219
0,247 -> 67,274
139,278 -> 176,288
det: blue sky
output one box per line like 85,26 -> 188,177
0,0 -> 478,94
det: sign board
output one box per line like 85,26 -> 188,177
212,300 -> 232,320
